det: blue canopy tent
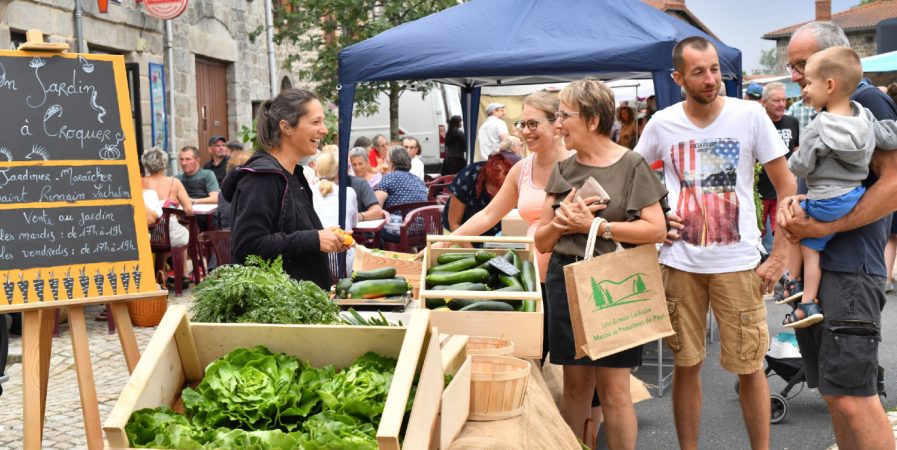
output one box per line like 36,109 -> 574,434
862,50 -> 897,73
334,0 -> 743,266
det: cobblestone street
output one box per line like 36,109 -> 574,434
0,294 -> 193,450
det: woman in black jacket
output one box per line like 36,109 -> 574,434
221,89 -> 350,289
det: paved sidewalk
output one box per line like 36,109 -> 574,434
0,294 -> 192,450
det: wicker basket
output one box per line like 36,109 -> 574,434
466,336 -> 515,356
469,355 -> 530,421
126,294 -> 168,327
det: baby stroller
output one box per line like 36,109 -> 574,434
735,332 -> 806,423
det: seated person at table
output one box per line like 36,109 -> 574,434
203,135 -> 229,185
443,151 -> 520,236
375,146 -> 429,242
141,147 -> 194,283
217,150 -> 250,230
350,146 -> 383,189
177,145 -> 220,206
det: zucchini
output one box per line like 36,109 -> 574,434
336,277 -> 353,298
521,260 -> 537,292
437,252 -> 475,264
474,250 -> 497,264
494,285 -> 524,292
459,301 -> 515,312
431,282 -> 489,291
352,267 -> 397,282
519,300 -> 537,312
426,268 -> 490,287
504,249 -> 522,270
447,298 -> 477,310
427,257 -> 477,274
498,273 -> 524,289
347,278 -> 410,299
425,297 -> 448,309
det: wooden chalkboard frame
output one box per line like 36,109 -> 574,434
1,39 -> 168,450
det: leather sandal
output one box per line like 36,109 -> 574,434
775,278 -> 804,304
783,302 -> 824,329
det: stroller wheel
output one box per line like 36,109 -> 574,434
770,393 -> 788,424
734,380 -> 740,395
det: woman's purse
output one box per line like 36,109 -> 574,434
562,218 -> 674,360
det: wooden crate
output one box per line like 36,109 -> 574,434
103,306 -> 435,450
419,236 -> 544,359
356,245 -> 423,298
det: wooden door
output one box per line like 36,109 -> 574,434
195,58 -> 228,164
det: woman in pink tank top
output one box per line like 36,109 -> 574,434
430,91 -> 572,279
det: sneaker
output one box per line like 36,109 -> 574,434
775,278 -> 804,304
886,282 -> 894,293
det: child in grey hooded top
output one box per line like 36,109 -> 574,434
782,46 -> 897,328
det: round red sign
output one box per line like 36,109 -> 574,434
143,0 -> 188,20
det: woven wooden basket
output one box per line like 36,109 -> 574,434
465,336 -> 515,356
126,294 -> 168,327
469,355 -> 530,421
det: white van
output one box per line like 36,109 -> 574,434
349,84 -> 462,173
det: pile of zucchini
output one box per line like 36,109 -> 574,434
335,267 -> 412,299
425,249 -> 538,312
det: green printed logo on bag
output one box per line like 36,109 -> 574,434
589,273 -> 652,312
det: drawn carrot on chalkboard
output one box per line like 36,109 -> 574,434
26,144 -> 49,161
34,271 -> 45,302
3,273 -> 14,305
0,147 -> 12,162
79,267 -> 90,297
78,55 -> 95,74
90,91 -> 106,124
48,270 -> 59,301
132,265 -> 142,290
107,269 -> 118,295
17,273 -> 29,303
63,268 -> 75,299
94,269 -> 105,296
26,57 -> 47,108
120,265 -> 130,293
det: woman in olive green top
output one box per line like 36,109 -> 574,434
535,79 -> 668,449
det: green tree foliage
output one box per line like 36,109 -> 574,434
756,47 -> 778,74
264,0 -> 458,140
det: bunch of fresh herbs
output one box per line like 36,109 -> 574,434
191,256 -> 340,325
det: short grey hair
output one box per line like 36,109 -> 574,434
388,146 -> 412,171
349,147 -> 370,163
372,134 -> 388,146
795,21 -> 849,50
762,82 -> 787,101
141,147 -> 168,175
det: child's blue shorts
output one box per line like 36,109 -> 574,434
800,186 -> 865,251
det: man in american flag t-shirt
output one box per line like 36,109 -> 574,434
635,36 -> 795,449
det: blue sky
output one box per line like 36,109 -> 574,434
685,0 -> 858,73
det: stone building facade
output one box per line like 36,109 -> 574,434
1,0 -> 307,166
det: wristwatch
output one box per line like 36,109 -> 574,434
601,221 -> 613,240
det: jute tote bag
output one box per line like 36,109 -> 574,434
563,218 -> 674,360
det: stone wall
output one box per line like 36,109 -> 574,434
2,0 -> 309,165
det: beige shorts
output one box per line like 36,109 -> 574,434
661,265 -> 768,374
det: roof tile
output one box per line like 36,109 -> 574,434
764,0 -> 897,39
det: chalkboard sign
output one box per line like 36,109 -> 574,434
0,50 -> 154,309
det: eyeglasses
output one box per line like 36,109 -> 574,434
555,110 -> 581,122
785,61 -> 806,75
513,118 -> 553,131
